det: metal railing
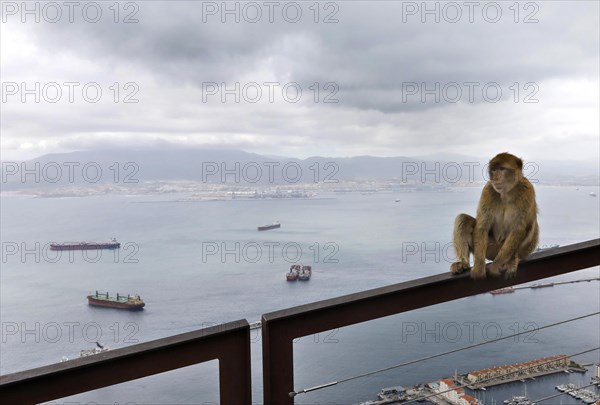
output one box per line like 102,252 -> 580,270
261,239 -> 600,404
1,239 -> 598,404
0,320 -> 251,404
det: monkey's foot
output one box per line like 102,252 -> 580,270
488,261 -> 504,278
450,261 -> 470,275
470,264 -> 486,279
504,266 -> 518,279
503,259 -> 519,279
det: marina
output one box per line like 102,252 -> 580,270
359,359 -> 600,405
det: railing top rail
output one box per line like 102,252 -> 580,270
1,318 -> 252,404
0,318 -> 249,386
262,239 -> 600,325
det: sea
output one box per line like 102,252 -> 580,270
1,185 -> 599,405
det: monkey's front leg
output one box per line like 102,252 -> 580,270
491,229 -> 526,278
471,227 -> 488,279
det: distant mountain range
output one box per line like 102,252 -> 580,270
1,149 -> 598,189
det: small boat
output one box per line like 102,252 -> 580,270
80,342 -> 110,357
298,265 -> 312,281
590,192 -> 597,197
87,291 -> 145,310
51,238 -> 120,251
490,287 -> 515,295
258,222 -> 280,231
503,396 -> 532,405
286,264 -> 300,281
62,342 -> 109,362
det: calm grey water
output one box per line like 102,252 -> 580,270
1,186 -> 599,405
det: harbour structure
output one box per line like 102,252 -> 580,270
465,355 -> 571,388
438,379 -> 481,405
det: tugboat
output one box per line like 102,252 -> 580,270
51,238 -> 120,250
87,291 -> 145,310
298,265 -> 312,281
286,264 -> 300,281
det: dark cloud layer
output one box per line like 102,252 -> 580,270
1,1 -> 598,160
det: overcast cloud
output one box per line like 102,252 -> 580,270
1,1 -> 598,162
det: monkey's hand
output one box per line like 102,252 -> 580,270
450,261 -> 470,275
470,262 -> 486,279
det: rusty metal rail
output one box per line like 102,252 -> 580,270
0,320 -> 251,404
262,239 -> 600,404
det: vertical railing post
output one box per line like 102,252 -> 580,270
219,323 -> 252,403
262,320 -> 295,405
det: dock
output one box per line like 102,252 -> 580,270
458,357 -> 587,389
515,277 -> 600,291
490,277 -> 600,295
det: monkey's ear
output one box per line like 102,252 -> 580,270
516,157 -> 523,170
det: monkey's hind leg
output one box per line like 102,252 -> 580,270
450,214 -> 475,275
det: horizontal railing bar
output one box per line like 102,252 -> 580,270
0,319 -> 251,405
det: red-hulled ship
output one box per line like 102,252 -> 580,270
51,238 -> 120,251
87,291 -> 145,310
490,287 -> 515,295
286,264 -> 300,281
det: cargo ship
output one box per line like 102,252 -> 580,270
51,238 -> 120,251
258,222 -> 280,231
87,291 -> 145,310
286,264 -> 300,281
298,265 -> 312,281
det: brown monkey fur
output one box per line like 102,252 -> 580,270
450,152 -> 539,279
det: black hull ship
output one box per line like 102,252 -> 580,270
51,238 -> 120,251
258,222 -> 281,231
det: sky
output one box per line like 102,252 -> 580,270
1,1 -> 599,162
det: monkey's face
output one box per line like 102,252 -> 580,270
489,165 -> 515,193
488,153 -> 523,194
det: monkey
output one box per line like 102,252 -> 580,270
450,152 -> 539,279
